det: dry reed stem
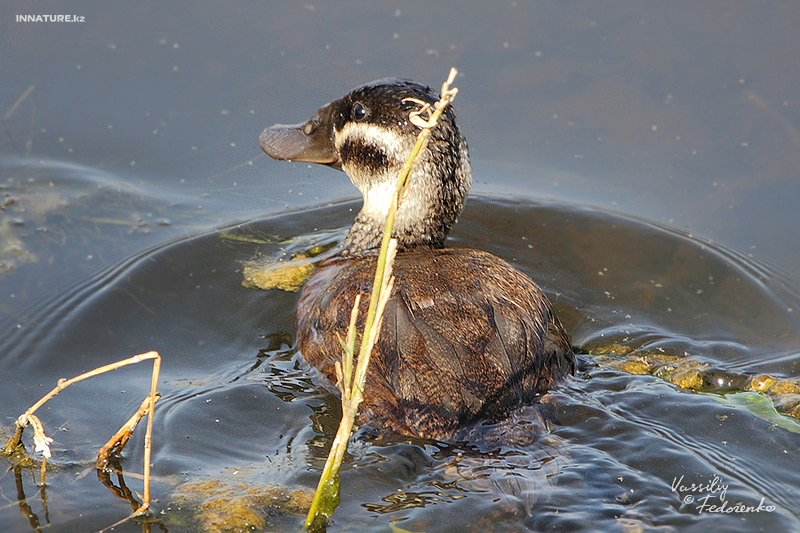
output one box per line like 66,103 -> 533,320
3,84 -> 35,121
40,456 -> 47,488
138,352 -> 161,514
2,351 -> 162,524
96,394 -> 162,469
100,352 -> 162,525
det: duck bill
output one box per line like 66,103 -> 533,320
259,100 -> 342,169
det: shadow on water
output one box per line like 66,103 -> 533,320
2,172 -> 800,531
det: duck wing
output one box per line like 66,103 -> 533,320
296,248 -> 574,440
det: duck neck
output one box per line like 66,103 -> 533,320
341,205 -> 438,256
340,136 -> 472,256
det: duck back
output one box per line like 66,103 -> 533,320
296,248 -> 574,441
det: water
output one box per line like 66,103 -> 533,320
2,184 -> 799,531
2,1 -> 800,531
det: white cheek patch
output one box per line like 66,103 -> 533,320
334,120 -> 433,234
335,121 -> 405,219
335,122 -> 406,165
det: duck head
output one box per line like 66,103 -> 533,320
260,79 -> 472,254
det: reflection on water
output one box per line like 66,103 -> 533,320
2,171 -> 799,531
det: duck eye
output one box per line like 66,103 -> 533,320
351,102 -> 368,122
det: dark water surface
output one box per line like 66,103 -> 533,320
2,1 -> 800,532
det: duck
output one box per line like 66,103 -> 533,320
260,78 -> 575,441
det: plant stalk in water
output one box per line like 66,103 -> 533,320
2,351 -> 162,528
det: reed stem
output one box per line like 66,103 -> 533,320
304,68 -> 460,530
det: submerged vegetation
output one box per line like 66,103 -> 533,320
591,342 -> 800,423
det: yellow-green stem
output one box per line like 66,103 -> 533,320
304,68 -> 459,529
304,406 -> 356,529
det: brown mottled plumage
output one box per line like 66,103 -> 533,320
261,79 -> 574,441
